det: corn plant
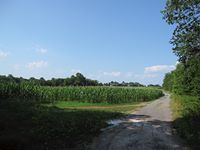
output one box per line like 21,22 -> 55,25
0,82 -> 164,104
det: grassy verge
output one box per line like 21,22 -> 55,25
47,101 -> 147,113
171,94 -> 200,149
0,99 -> 146,150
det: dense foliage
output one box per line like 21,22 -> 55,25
162,0 -> 200,147
0,73 -> 149,87
0,100 -> 125,150
0,73 -> 100,86
0,82 -> 163,104
162,0 -> 200,96
171,94 -> 200,148
162,0 -> 200,63
104,81 -> 145,87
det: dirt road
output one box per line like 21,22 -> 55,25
90,93 -> 188,150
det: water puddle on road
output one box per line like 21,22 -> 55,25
100,119 -> 124,131
128,118 -> 145,127
128,118 -> 144,123
107,119 -> 124,126
101,118 -> 145,131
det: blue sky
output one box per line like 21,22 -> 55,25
0,0 -> 177,85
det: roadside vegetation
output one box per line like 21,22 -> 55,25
162,0 -> 200,149
171,94 -> 200,147
0,76 -> 163,150
47,101 -> 147,113
0,99 -> 125,150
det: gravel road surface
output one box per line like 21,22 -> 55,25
90,93 -> 189,150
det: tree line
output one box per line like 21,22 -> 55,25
0,73 -> 99,86
162,1 -> 200,147
0,73 -> 159,87
162,0 -> 200,97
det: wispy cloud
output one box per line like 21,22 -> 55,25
36,48 -> 48,54
125,72 -> 136,78
128,73 -> 159,79
144,65 -> 175,73
143,73 -> 159,78
103,71 -> 121,77
0,50 -> 9,59
91,71 -> 157,81
27,61 -> 48,69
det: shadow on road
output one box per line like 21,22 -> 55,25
91,114 -> 189,150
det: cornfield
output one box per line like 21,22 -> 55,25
0,82 -> 163,104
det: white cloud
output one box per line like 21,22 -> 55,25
125,72 -> 134,77
144,65 -> 175,73
27,61 -> 48,69
103,71 -> 121,77
36,48 -> 48,54
0,51 -> 9,59
143,74 -> 159,78
130,73 -> 159,79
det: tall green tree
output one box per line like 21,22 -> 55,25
162,0 -> 200,63
162,0 -> 200,96
162,72 -> 174,91
74,73 -> 86,86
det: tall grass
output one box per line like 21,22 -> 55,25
171,94 -> 200,148
0,82 -> 163,104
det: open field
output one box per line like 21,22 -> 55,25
0,99 -> 148,150
0,84 -> 163,150
1,0 -> 199,149
0,83 -> 163,103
